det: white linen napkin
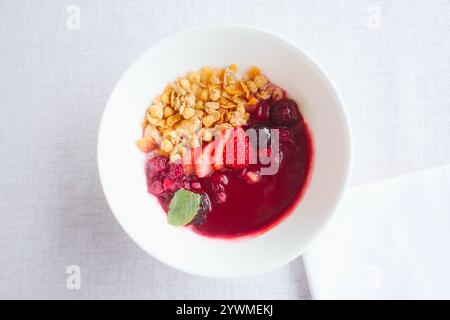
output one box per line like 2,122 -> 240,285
303,164 -> 450,299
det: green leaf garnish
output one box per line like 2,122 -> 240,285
167,189 -> 201,226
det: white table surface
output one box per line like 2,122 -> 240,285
1,0 -> 449,299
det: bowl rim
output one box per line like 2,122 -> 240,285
97,23 -> 352,278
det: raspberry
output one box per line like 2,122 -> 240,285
148,181 -> 163,195
270,98 -> 299,127
182,181 -> 191,190
163,178 -> 183,192
168,163 -> 184,179
190,181 -> 202,191
146,156 -> 169,176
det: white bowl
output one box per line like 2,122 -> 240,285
98,24 -> 351,278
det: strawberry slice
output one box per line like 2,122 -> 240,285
183,128 -> 252,177
213,129 -> 232,170
225,127 -> 256,169
194,142 -> 214,178
183,144 -> 213,177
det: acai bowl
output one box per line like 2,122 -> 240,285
98,25 -> 351,278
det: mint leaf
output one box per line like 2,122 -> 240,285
167,189 -> 201,226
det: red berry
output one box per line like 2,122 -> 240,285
148,181 -> 163,195
168,163 -> 184,179
213,183 -> 225,193
270,98 -> 299,127
255,100 -> 271,121
192,193 -> 211,225
163,178 -> 183,192
146,156 -> 169,176
211,172 -> 228,186
238,168 -> 247,178
215,192 -> 227,204
190,181 -> 202,191
250,124 -> 272,149
225,128 -> 256,169
182,181 -> 191,190
159,193 -> 172,212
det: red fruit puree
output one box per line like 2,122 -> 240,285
145,98 -> 313,238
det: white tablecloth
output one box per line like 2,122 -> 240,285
304,164 -> 450,299
1,0 -> 449,299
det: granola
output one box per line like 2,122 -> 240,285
136,65 -> 280,162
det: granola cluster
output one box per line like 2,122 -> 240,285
136,65 -> 283,163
